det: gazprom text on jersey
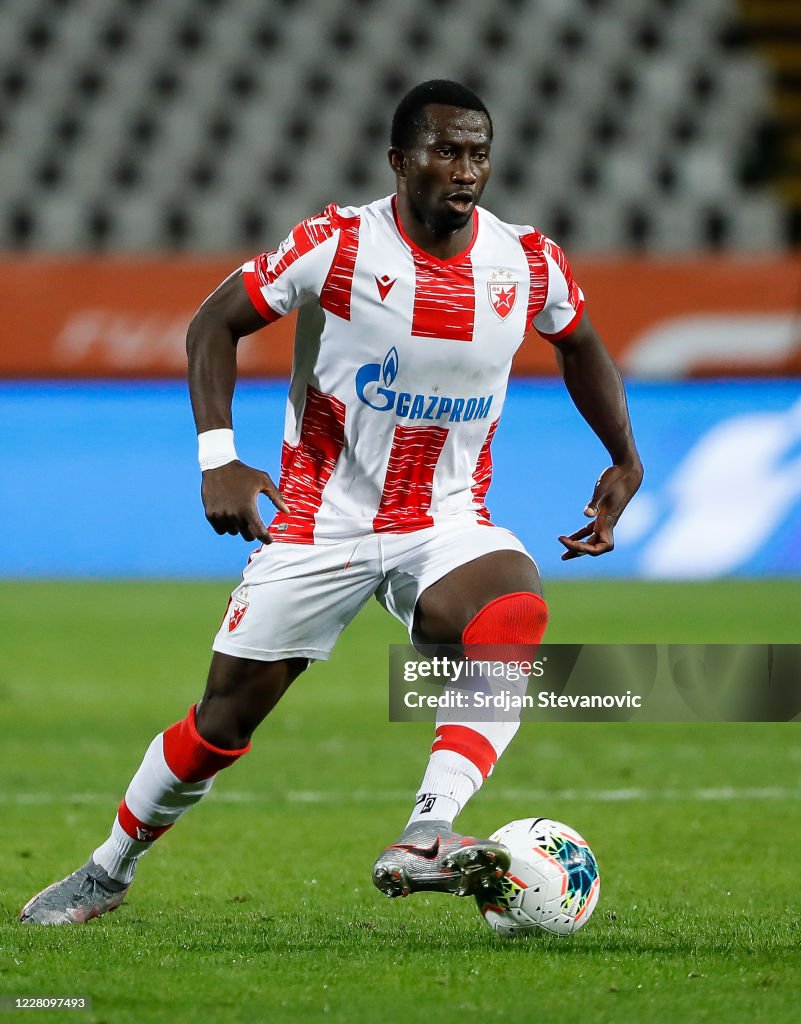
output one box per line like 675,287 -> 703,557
356,347 -> 494,423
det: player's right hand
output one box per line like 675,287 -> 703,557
201,461 -> 289,543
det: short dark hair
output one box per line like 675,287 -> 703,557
390,79 -> 492,149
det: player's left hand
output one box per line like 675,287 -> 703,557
558,463 -> 643,560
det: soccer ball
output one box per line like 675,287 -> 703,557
475,818 -> 600,937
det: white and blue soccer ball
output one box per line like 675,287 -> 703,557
476,818 -> 600,937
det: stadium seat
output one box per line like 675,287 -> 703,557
0,0 -> 790,252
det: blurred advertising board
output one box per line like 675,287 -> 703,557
1,256 -> 799,378
1,379 -> 798,578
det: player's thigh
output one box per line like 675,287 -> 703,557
378,523 -> 541,645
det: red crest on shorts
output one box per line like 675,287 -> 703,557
487,280 -> 517,320
228,600 -> 248,633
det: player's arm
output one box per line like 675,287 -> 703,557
186,270 -> 288,543
551,313 -> 643,560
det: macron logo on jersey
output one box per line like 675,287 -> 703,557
355,348 -> 493,424
374,274 -> 396,301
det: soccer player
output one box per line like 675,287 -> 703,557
21,80 -> 642,924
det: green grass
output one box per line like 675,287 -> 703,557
1,581 -> 800,1023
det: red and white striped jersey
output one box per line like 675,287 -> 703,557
240,194 -> 584,543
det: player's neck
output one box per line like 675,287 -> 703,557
394,193 -> 476,261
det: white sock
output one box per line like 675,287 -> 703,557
91,724 -> 221,884
405,749 -> 483,829
92,819 -> 153,886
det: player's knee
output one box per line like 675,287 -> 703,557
198,655 -> 308,747
194,697 -> 251,749
164,704 -> 251,779
462,591 -> 548,659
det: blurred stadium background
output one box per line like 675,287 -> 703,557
1,0 -> 799,581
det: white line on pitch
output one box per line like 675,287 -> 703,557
2,786 -> 800,806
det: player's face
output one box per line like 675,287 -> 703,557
395,104 -> 492,234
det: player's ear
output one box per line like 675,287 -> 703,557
388,147 -> 406,177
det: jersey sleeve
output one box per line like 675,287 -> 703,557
240,205 -> 343,322
520,231 -> 585,340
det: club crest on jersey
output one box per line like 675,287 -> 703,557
355,348 -> 493,424
488,268 -> 517,320
228,590 -> 249,633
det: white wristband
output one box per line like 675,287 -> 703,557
198,428 -> 238,471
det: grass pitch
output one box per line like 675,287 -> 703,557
2,580 -> 800,1023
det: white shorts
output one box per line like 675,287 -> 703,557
212,519 -> 534,662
